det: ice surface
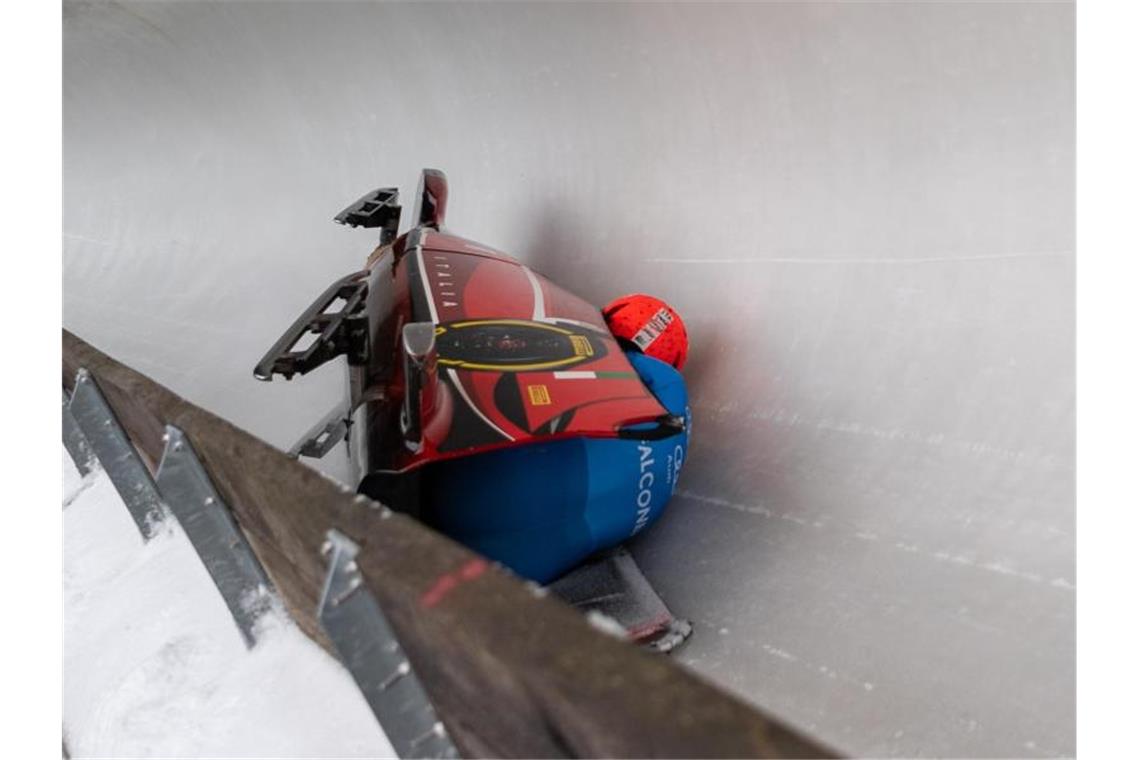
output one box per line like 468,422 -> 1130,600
64,3 -> 1074,755
63,449 -> 395,758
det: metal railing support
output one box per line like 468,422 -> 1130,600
68,369 -> 164,539
155,425 -> 275,648
318,529 -> 457,759
62,389 -> 95,476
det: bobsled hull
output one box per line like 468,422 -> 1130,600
359,227 -> 678,473
256,173 -> 689,583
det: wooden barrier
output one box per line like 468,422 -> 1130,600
63,329 -> 838,759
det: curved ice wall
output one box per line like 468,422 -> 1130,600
64,3 -> 1074,755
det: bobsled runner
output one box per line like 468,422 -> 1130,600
253,169 -> 692,652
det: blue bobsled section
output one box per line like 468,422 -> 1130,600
422,351 -> 690,583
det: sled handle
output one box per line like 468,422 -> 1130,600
401,321 -> 440,451
253,271 -> 369,381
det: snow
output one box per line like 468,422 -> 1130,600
63,450 -> 395,758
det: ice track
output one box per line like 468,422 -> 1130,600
64,3 -> 1074,755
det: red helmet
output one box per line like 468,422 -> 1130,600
602,293 -> 689,370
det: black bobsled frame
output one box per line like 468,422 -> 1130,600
253,271 -> 370,381
333,187 -> 402,245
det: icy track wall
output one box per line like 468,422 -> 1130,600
64,3 -> 1074,757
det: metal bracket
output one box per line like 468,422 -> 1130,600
334,187 -> 402,246
289,403 -> 350,459
62,389 -> 95,476
401,322 -> 441,453
155,425 -> 274,648
252,270 -> 370,382
318,530 -> 457,759
549,546 -> 693,654
68,370 -> 164,539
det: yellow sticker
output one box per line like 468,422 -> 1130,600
527,384 -> 552,406
569,335 -> 594,357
